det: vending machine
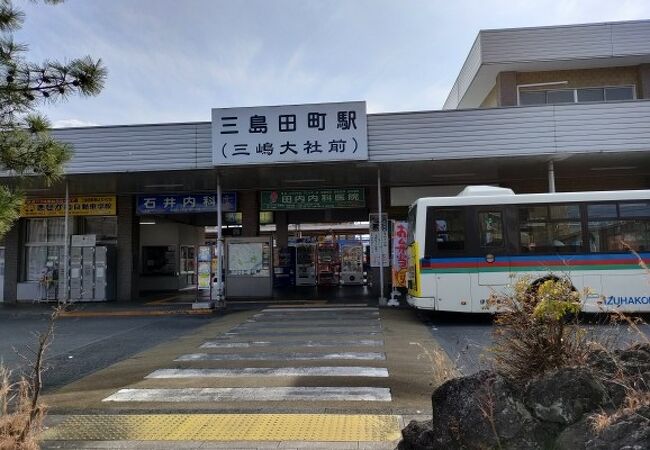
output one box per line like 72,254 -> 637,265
339,242 -> 364,285
294,243 -> 317,286
317,242 -> 340,286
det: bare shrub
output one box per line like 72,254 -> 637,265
0,306 -> 62,449
488,276 -> 587,384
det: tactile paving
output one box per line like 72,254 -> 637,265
42,414 -> 401,442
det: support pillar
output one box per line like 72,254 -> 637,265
3,222 -> 20,303
548,160 -> 556,193
116,195 -> 139,301
367,178 -> 390,304
275,211 -> 288,248
640,64 -> 650,99
496,71 -> 518,107
240,191 -> 259,237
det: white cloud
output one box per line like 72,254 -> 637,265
52,119 -> 100,128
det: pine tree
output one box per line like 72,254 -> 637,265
0,0 -> 106,236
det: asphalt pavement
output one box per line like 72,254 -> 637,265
0,308 -> 217,390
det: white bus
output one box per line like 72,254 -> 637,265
406,186 -> 650,313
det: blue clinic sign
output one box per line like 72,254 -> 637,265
136,192 -> 237,215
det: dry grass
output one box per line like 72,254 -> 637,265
0,367 -> 45,450
590,389 -> 650,434
488,276 -> 588,384
0,305 -> 63,450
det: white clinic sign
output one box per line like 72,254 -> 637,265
212,101 -> 368,165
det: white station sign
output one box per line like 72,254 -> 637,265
212,101 -> 368,165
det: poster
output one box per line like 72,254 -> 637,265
20,196 -> 116,217
369,213 -> 389,267
392,221 -> 409,288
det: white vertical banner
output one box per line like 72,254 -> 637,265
369,213 -> 389,268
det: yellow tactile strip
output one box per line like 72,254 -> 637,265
42,414 -> 402,442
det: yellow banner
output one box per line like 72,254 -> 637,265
20,196 -> 116,218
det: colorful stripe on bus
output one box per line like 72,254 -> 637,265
420,252 -> 650,274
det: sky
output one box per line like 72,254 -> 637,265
15,0 -> 650,127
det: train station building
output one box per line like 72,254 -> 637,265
1,19 -> 649,304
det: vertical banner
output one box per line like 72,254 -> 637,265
197,245 -> 212,290
369,213 -> 389,267
391,221 -> 409,288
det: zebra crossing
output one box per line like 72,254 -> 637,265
103,306 -> 393,406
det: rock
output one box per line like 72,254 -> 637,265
554,416 -> 588,450
525,367 -> 606,425
397,419 -> 433,450
586,404 -> 650,450
588,343 -> 650,408
428,370 -> 548,449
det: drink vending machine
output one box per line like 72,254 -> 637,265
294,243 -> 317,286
67,235 -> 115,301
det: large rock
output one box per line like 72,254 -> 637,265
397,420 -> 434,450
588,343 -> 650,408
427,370 -> 549,450
585,404 -> 650,450
553,416 -> 589,450
525,367 -> 606,425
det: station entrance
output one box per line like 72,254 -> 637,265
136,188 -> 392,305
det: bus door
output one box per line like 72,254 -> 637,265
475,208 -> 512,288
427,207 -> 472,312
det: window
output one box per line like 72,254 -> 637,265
24,217 -> 67,281
432,209 -> 465,251
142,246 -> 176,275
577,88 -> 605,102
519,204 -> 583,253
519,91 -> 547,106
518,85 -> 635,106
407,206 -> 417,243
546,89 -> 574,104
605,86 -> 634,101
588,201 -> 650,252
83,216 -> 117,243
478,211 -> 504,247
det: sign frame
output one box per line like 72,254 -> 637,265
212,101 -> 368,166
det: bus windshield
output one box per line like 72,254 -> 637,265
407,205 -> 417,244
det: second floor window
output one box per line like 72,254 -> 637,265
519,86 -> 635,106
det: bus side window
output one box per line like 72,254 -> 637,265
478,211 -> 504,247
433,209 -> 465,251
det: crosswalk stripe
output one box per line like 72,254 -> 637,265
225,329 -> 380,337
261,307 -> 378,313
145,367 -> 390,378
103,387 -> 392,402
175,351 -> 386,361
199,339 -> 384,348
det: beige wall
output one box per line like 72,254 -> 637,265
480,85 -> 498,108
516,66 -> 640,95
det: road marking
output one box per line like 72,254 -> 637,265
200,339 -> 385,348
231,324 -> 382,333
239,317 -> 380,328
42,414 -> 402,441
225,329 -> 381,337
145,367 -> 390,378
103,387 -> 392,402
175,351 -> 386,361
262,307 -> 377,312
